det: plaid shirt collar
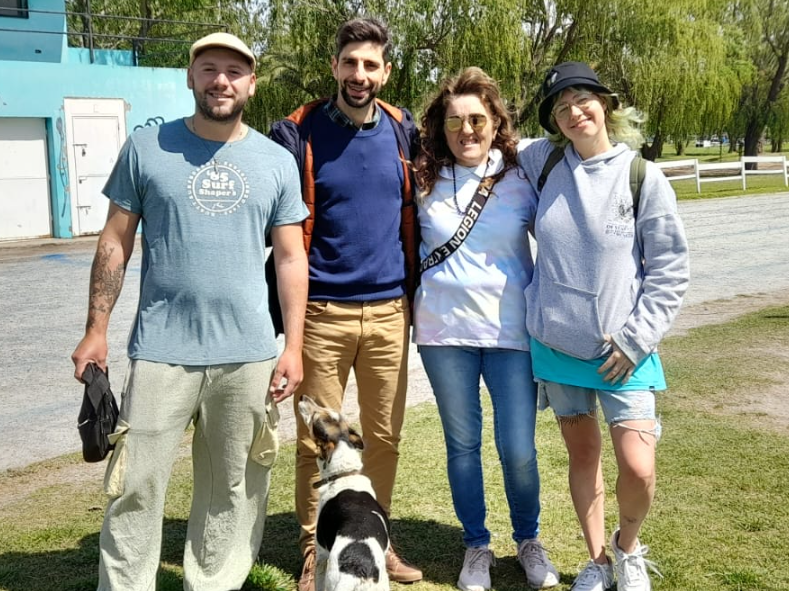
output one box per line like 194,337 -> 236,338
324,96 -> 381,130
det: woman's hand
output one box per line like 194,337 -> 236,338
598,335 -> 635,385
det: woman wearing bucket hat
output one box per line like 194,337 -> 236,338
413,67 -> 559,591
517,62 -> 690,591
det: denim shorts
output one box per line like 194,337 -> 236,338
537,380 -> 658,426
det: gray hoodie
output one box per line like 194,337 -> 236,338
517,139 -> 690,364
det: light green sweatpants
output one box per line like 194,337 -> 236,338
98,359 -> 279,591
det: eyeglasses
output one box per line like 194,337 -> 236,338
445,114 -> 489,133
552,92 -> 598,121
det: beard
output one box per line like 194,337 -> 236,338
194,89 -> 247,122
339,81 -> 380,109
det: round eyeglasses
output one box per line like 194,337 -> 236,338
552,92 -> 598,122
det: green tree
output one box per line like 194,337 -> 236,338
618,1 -> 745,159
728,0 -> 789,157
65,0 -> 266,67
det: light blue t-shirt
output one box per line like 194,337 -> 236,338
103,119 -> 308,365
530,337 -> 667,391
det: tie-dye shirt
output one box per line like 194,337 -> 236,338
413,149 -> 536,350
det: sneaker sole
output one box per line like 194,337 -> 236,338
389,574 -> 423,584
527,575 -> 560,589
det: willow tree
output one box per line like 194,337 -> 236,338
615,0 -> 745,160
727,0 -> 789,156
65,0 -> 267,67
507,0 -> 627,134
768,90 -> 789,152
254,0 -> 533,127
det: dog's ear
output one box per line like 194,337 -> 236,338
298,396 -> 316,428
347,426 -> 365,450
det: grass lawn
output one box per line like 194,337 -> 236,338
1,306 -> 788,591
671,175 -> 789,200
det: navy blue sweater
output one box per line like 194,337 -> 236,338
307,108 -> 406,301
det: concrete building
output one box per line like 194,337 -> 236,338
0,0 -> 199,240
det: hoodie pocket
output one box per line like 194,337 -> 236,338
541,281 -> 605,360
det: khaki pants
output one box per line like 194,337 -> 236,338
98,359 -> 279,591
294,297 -> 410,554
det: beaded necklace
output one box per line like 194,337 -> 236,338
451,159 -> 492,215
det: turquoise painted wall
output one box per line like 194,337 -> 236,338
0,58 -> 193,237
0,0 -> 65,63
66,47 -> 136,67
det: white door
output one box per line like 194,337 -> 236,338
64,99 -> 126,236
0,118 -> 52,240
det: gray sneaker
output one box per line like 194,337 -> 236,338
457,547 -> 495,591
517,539 -> 560,588
610,529 -> 662,591
571,560 -> 614,591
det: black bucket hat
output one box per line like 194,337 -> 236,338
538,61 -> 619,133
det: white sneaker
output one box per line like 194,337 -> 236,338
570,560 -> 614,591
457,546 -> 495,591
610,529 -> 662,591
517,539 -> 560,588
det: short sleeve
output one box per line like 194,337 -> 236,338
102,136 -> 143,214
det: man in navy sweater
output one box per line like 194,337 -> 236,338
269,17 -> 422,591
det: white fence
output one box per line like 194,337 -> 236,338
658,155 -> 788,193
741,155 -> 789,187
655,159 -> 700,193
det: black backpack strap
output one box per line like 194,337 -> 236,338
537,146 -> 565,193
630,154 -> 647,219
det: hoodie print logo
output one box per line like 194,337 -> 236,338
187,162 -> 250,216
604,193 -> 635,238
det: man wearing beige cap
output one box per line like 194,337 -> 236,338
71,32 -> 308,590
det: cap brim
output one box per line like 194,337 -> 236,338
538,78 -> 618,133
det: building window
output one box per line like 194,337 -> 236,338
0,0 -> 29,19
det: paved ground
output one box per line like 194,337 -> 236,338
1,193 -> 788,472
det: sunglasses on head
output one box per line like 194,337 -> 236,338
444,114 -> 489,133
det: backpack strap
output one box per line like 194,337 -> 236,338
538,148 -> 647,220
629,154 -> 647,220
536,146 -> 566,193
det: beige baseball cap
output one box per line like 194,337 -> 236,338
189,32 -> 256,69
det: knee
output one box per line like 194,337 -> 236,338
558,415 -> 601,468
500,441 -> 537,472
618,460 -> 655,487
566,445 -> 601,470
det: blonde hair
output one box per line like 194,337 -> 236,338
546,87 -> 645,150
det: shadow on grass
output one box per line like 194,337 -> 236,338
0,512 -> 466,591
0,518 -> 188,591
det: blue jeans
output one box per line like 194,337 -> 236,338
419,346 -> 541,547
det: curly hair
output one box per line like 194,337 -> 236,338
414,67 -> 519,197
546,87 -> 645,150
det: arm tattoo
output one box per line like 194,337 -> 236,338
86,242 -> 126,330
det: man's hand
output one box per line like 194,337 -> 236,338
268,347 -> 303,403
71,332 -> 108,382
598,334 -> 635,385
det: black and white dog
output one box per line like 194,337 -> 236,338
298,396 -> 390,591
